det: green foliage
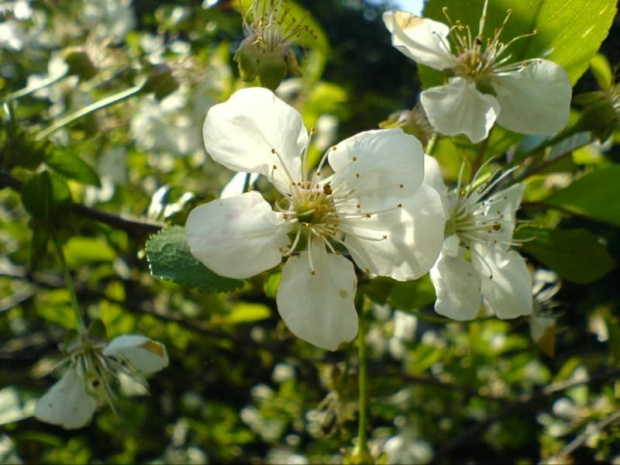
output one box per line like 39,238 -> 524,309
145,226 -> 243,292
518,227 -> 615,284
421,0 -> 617,87
21,171 -> 72,224
45,150 -> 101,186
542,165 -> 620,227
1,0 -> 620,464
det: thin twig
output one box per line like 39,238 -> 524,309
0,263 -> 274,348
550,409 -> 620,461
431,368 -> 620,463
0,171 -> 163,237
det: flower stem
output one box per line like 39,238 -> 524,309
3,72 -> 67,102
425,133 -> 439,155
35,82 -> 145,140
52,232 -> 86,332
356,298 -> 371,460
471,126 -> 494,177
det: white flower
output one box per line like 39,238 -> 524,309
186,87 -> 445,350
383,3 -> 572,143
34,334 -> 168,429
425,156 -> 532,320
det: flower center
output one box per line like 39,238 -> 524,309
442,1 -> 535,82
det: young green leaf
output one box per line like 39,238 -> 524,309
145,226 -> 243,293
542,165 -> 620,227
518,227 -> 615,284
21,171 -> 72,224
45,151 -> 101,187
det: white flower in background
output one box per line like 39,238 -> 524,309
425,157 -> 532,320
383,1 -> 571,143
34,334 -> 168,429
186,87 -> 445,350
83,0 -> 135,42
130,86 -> 204,157
383,429 -> 433,464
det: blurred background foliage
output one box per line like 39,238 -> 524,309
1,0 -> 620,463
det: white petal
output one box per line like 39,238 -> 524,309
276,242 -> 358,350
34,368 -> 98,430
382,11 -> 456,70
481,183 -> 524,249
422,154 -> 450,216
203,87 -> 307,194
493,59 -> 571,136
186,191 -> 291,279
472,245 -> 533,319
343,183 -> 445,281
421,78 -> 500,143
220,172 -> 260,199
103,335 -> 169,374
328,129 -> 425,211
430,247 -> 482,320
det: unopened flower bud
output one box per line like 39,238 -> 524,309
379,102 -> 434,146
234,0 -> 313,90
61,47 -> 98,81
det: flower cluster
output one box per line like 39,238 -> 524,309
35,332 -> 168,429
183,1 -> 575,350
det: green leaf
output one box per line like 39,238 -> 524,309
215,303 -> 271,325
63,237 -> 116,266
517,227 -> 615,284
420,0 -> 617,88
605,317 -> 620,365
541,165 -> 620,227
45,150 -> 101,186
21,171 -> 72,223
145,226 -> 243,293
360,275 -> 436,310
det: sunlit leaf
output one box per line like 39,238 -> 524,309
145,226 -> 243,293
45,151 -> 101,187
542,165 -> 620,227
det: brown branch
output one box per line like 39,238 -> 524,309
370,368 -> 511,404
0,171 -> 164,237
0,263 -> 275,349
431,368 -> 620,463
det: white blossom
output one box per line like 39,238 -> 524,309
425,156 -> 532,320
383,2 -> 571,143
186,87 -> 445,350
34,334 -> 168,429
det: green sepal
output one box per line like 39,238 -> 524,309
257,51 -> 288,91
87,319 -> 107,342
234,37 -> 260,82
60,329 -> 81,353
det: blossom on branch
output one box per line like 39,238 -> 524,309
424,157 -> 532,320
383,2 -> 571,143
186,87 -> 445,350
34,333 -> 169,429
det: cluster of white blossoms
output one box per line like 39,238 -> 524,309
183,2 -> 574,350
186,87 -> 445,350
383,2 -> 572,143
35,333 -> 168,429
